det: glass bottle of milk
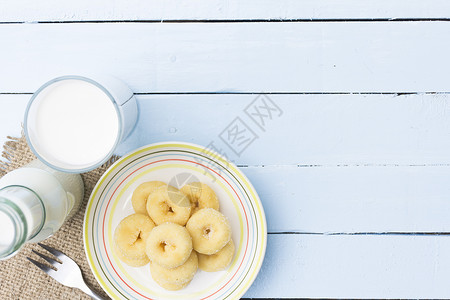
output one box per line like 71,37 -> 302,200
0,159 -> 84,260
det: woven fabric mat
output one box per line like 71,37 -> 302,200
0,134 -> 117,300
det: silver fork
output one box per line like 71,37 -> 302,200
27,243 -> 105,300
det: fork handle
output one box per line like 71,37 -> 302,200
78,280 -> 105,300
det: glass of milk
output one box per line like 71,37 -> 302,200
24,75 -> 138,173
0,159 -> 84,260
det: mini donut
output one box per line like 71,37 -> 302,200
146,186 -> 191,226
150,251 -> 198,290
114,213 -> 155,260
113,242 -> 149,267
180,182 -> 219,215
131,181 -> 166,215
146,222 -> 193,269
198,239 -> 234,272
186,208 -> 231,255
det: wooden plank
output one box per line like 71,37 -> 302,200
4,93 -> 450,166
1,0 -> 450,22
117,93 -> 450,166
244,165 -> 450,233
3,95 -> 450,233
1,22 -> 450,93
245,234 -> 450,299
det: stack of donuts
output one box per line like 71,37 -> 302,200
114,181 -> 235,291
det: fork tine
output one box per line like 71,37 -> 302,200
27,257 -> 53,273
32,249 -> 61,266
38,243 -> 64,258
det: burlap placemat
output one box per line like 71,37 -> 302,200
0,134 -> 118,300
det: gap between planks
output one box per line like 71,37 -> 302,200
269,232 -> 450,235
236,164 -> 450,168
1,92 -> 450,96
3,18 -> 450,25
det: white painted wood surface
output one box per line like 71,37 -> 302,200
2,4 -> 450,298
1,22 -> 450,93
5,93 -> 450,166
118,94 -> 450,166
1,0 -> 450,22
245,234 -> 450,299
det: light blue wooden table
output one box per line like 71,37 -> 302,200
2,1 -> 450,298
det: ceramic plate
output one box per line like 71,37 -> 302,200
84,142 -> 267,299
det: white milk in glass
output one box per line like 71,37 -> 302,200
26,79 -> 120,172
